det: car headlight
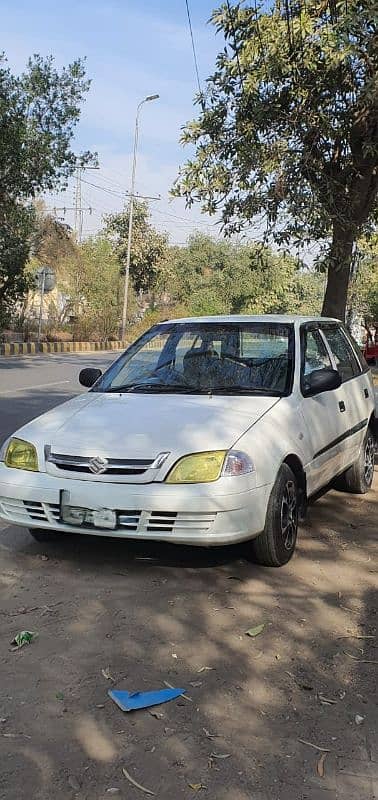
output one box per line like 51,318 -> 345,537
165,449 -> 255,484
4,438 -> 39,472
165,450 -> 227,484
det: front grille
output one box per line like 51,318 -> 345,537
0,499 -> 217,536
146,511 -> 216,533
47,453 -> 154,475
147,511 -> 177,532
0,499 -> 60,525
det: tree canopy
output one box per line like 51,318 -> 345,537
173,0 -> 378,321
0,53 -> 93,327
163,231 -> 325,317
104,201 -> 168,295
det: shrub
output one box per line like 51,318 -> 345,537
46,330 -> 73,342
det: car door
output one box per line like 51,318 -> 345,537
299,324 -> 351,495
320,323 -> 371,468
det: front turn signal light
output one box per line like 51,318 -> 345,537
5,439 -> 39,472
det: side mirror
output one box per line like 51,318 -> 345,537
304,367 -> 341,396
79,367 -> 102,388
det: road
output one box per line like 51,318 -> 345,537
0,351 -> 115,446
0,353 -> 377,800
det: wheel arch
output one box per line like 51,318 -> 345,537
282,454 -> 307,513
368,411 -> 377,443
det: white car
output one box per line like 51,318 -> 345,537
0,315 -> 375,567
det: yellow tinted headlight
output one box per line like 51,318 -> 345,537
165,451 -> 226,484
5,439 -> 39,472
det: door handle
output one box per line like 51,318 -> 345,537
364,388 -> 369,399
339,401 -> 346,412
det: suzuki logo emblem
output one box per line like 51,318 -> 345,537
89,456 -> 108,475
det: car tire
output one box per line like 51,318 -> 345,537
249,464 -> 299,567
338,428 -> 375,494
29,529 -> 61,542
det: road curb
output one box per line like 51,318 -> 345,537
0,340 -> 128,357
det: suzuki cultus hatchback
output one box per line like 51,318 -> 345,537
0,316 -> 375,566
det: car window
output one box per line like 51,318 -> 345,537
302,329 -> 332,376
241,331 -> 288,359
93,321 -> 294,395
107,332 -> 172,388
345,330 -> 369,372
174,332 -> 202,371
321,325 -> 361,382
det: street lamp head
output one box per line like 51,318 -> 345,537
145,94 -> 159,102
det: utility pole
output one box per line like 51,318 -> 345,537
74,163 -> 82,241
121,94 -> 159,339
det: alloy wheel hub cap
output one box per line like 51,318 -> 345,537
364,437 -> 375,486
281,480 -> 297,550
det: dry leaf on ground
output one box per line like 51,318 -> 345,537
317,752 -> 327,777
245,623 -> 265,637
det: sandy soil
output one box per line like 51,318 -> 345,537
0,473 -> 377,800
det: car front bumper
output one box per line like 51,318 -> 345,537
0,465 -> 272,546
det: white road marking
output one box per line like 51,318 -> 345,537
0,380 -> 71,395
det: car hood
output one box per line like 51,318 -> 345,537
16,391 -> 279,460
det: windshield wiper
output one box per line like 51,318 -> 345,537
209,386 -> 281,395
106,382 -> 197,393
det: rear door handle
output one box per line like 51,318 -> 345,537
364,388 -> 369,399
339,401 -> 346,412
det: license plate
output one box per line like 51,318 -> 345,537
61,504 -> 116,529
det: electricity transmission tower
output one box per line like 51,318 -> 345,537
73,162 -> 95,241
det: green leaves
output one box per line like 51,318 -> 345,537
0,52 -> 94,325
161,231 -> 324,317
104,201 -> 168,296
174,0 -> 378,319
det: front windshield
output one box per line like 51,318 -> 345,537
94,321 -> 294,396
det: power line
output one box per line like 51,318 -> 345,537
152,205 -> 220,229
80,177 -> 125,198
80,176 -> 160,202
95,171 -> 129,190
185,0 -> 204,108
75,176 -> 217,228
50,182 -> 221,234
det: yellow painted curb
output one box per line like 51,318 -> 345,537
0,340 -> 129,357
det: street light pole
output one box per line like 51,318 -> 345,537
121,94 -> 159,339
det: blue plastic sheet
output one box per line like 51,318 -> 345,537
108,687 -> 185,712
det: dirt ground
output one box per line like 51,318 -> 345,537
0,470 -> 376,800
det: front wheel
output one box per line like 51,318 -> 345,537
338,428 -> 375,494
249,464 -> 299,567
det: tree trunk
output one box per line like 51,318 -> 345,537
321,223 -> 355,320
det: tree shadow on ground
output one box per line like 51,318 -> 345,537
0,475 -> 376,800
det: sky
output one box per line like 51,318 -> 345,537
2,0 -> 228,243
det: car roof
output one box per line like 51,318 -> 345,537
159,314 -> 340,325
